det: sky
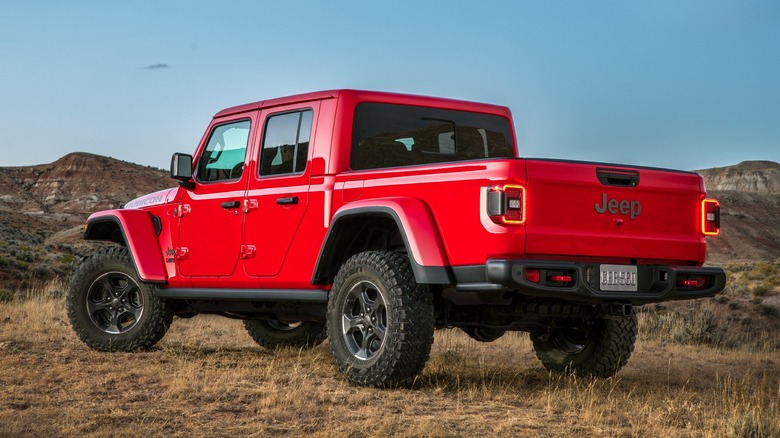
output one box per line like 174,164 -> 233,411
1,0 -> 778,171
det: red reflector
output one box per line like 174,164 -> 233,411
525,269 -> 540,283
678,278 -> 705,288
551,275 -> 572,283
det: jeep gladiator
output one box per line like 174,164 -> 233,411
67,89 -> 726,386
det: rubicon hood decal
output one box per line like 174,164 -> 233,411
124,188 -> 176,209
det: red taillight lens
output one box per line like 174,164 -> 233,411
702,198 -> 720,236
487,184 -> 526,225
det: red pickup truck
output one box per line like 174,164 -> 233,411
67,89 -> 725,387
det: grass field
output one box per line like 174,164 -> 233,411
1,281 -> 779,437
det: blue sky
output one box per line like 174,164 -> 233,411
1,0 -> 778,171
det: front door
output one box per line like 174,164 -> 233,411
178,118 -> 253,277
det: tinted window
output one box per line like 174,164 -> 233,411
260,110 -> 313,176
351,103 -> 514,170
196,120 -> 250,182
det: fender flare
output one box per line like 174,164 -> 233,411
83,209 -> 167,283
312,198 -> 453,285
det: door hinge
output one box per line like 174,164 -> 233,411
241,245 -> 256,259
243,199 -> 258,214
173,204 -> 191,218
174,247 -> 189,260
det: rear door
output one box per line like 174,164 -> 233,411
243,103 -> 318,277
523,160 -> 704,263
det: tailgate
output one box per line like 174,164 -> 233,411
524,159 -> 705,264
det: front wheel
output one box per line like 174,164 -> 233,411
531,311 -> 637,378
327,251 -> 434,387
66,247 -> 173,351
243,320 -> 326,350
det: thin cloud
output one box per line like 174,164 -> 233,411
141,63 -> 169,70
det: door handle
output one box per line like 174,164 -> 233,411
276,196 -> 299,205
221,200 -> 241,209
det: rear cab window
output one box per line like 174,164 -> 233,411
351,103 -> 514,170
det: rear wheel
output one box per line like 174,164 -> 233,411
327,251 -> 434,387
531,311 -> 637,378
66,247 -> 173,351
243,320 -> 326,350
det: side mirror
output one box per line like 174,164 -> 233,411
170,153 -> 195,189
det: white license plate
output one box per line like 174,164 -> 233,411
599,264 -> 638,292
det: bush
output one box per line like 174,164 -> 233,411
60,253 -> 76,265
754,262 -> 778,277
752,284 -> 771,297
747,262 -> 779,281
758,304 -> 779,317
33,265 -> 52,278
677,308 -> 725,346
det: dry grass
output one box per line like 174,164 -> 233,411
2,284 -> 779,437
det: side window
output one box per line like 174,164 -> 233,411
260,110 -> 313,176
351,103 -> 514,170
196,120 -> 250,182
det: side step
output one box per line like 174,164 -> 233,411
155,288 -> 328,302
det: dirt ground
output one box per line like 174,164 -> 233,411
1,298 -> 778,437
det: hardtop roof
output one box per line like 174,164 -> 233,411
212,89 -> 512,119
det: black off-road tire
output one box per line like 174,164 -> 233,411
244,320 -> 327,350
327,251 -> 434,387
66,247 -> 173,351
531,308 -> 637,378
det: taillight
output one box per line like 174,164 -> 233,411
487,184 -> 526,224
701,198 -> 720,236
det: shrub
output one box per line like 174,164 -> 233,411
758,304 -> 779,317
752,284 -> 771,297
677,308 -> 724,346
753,262 -> 778,277
60,253 -> 76,265
33,265 -> 52,278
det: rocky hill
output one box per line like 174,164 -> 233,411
697,161 -> 780,264
0,153 -> 171,293
0,152 -> 170,214
0,154 -> 778,293
697,160 -> 779,194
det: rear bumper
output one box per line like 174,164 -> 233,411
454,260 -> 726,305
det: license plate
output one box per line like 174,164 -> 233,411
599,264 -> 638,292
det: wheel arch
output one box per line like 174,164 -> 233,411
311,198 -> 453,285
83,209 -> 167,283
